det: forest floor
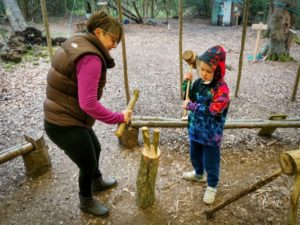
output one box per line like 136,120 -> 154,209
0,17 -> 300,225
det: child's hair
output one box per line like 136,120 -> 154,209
87,11 -> 123,44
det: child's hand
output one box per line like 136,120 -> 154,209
122,109 -> 132,124
182,100 -> 190,109
184,72 -> 192,81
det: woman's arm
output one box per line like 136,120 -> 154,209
76,54 -> 124,124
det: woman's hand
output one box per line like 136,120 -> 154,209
181,100 -> 190,110
184,72 -> 192,81
122,109 -> 132,124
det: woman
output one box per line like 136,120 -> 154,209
43,11 -> 131,217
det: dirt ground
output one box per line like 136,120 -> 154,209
0,17 -> 300,225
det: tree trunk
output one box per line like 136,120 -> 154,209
3,0 -> 27,32
267,0 -> 296,61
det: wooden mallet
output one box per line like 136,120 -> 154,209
181,50 -> 196,120
115,89 -> 140,137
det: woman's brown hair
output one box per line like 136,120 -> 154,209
87,11 -> 123,43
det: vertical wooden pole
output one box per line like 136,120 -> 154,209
40,0 -> 53,61
291,64 -> 300,101
234,0 -> 250,98
288,174 -> 300,225
178,0 -> 183,99
117,0 -> 130,103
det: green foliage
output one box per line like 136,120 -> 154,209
268,53 -> 295,62
16,0 -> 85,22
184,0 -> 212,17
0,1 -> 4,16
249,0 -> 269,23
294,35 -> 300,45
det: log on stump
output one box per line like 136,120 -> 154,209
136,127 -> 161,208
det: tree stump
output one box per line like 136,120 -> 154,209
136,127 -> 161,208
118,125 -> 139,149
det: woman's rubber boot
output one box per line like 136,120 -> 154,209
79,195 -> 109,217
92,177 -> 117,193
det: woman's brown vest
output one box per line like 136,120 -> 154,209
43,33 -> 115,128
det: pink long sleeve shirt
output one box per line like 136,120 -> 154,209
76,54 -> 124,124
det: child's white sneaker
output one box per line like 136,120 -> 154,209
182,170 -> 207,182
203,186 -> 217,204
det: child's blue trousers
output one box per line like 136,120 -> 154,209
189,140 -> 220,188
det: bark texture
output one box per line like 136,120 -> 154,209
267,0 -> 296,61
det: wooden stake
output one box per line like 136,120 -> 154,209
152,128 -> 160,156
142,126 -> 151,151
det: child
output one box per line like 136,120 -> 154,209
182,45 -> 230,204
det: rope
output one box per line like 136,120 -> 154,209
274,0 -> 300,15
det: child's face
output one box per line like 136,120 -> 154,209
197,61 -> 214,83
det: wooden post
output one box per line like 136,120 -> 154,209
234,0 -> 250,98
115,89 -> 139,137
136,127 -> 161,208
251,22 -> 268,62
178,0 -> 183,99
40,0 -> 53,61
117,0 -> 130,103
291,63 -> 300,101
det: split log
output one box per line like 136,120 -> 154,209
136,128 -> 161,208
204,169 -> 282,219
